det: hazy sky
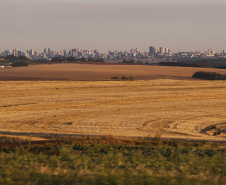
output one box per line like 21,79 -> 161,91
1,0 -> 226,53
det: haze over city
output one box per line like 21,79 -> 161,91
1,0 -> 226,53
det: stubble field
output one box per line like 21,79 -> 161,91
0,74 -> 226,142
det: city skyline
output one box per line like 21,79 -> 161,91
1,46 -> 225,63
1,0 -> 226,53
1,46 -> 225,55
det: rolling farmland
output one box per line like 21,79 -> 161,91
1,64 -> 225,184
0,77 -> 225,141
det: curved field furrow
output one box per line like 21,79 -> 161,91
0,79 -> 226,142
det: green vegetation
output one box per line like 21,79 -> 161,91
159,59 -> 226,69
203,59 -> 226,69
192,71 -> 226,80
111,76 -> 134,81
6,55 -> 29,61
0,139 -> 225,185
121,76 -> 134,80
111,76 -> 119,80
51,57 -> 104,63
159,61 -> 200,67
10,61 -> 28,67
87,57 -> 104,63
121,59 -> 135,64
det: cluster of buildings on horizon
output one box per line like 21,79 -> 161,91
1,46 -> 226,63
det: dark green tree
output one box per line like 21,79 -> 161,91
6,55 -> 17,60
18,56 -> 28,60
10,61 -> 28,67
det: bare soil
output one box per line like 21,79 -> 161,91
0,63 -> 226,81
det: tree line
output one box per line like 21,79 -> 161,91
51,57 -> 104,63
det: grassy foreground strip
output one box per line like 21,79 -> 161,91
0,138 -> 225,185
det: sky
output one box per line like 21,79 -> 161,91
1,0 -> 226,53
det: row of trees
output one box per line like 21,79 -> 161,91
192,71 -> 226,80
51,57 -> 104,63
2,55 -> 105,63
10,61 -> 28,67
159,59 -> 226,69
111,76 -> 134,80
4,55 -> 29,61
120,59 -> 147,64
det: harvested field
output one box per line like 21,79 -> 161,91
0,80 -> 226,142
0,63 -> 226,80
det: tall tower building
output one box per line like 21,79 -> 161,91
29,49 -> 35,56
63,49 -> 67,57
207,49 -> 215,56
13,49 -> 18,57
165,48 -> 169,54
48,48 -> 51,56
131,48 -> 135,53
159,47 -> 164,55
44,48 -> 47,54
149,46 -> 156,55
18,51 -> 22,57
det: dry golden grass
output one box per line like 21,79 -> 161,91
0,79 -> 226,141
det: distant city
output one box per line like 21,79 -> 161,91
1,46 -> 226,63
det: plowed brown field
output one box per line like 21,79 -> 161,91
1,63 -> 226,80
0,79 -> 226,142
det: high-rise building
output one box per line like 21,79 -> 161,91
159,47 -> 164,55
63,49 -> 67,57
149,46 -> 156,55
25,53 -> 31,59
44,48 -> 47,54
29,49 -> 35,56
72,51 -> 77,57
165,48 -> 169,54
131,48 -> 135,53
13,49 -> 18,57
18,51 -> 22,57
207,49 -> 215,56
48,48 -> 51,56
35,51 -> 39,58
2,50 -> 11,57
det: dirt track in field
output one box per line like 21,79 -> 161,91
1,63 -> 226,81
0,79 -> 225,142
